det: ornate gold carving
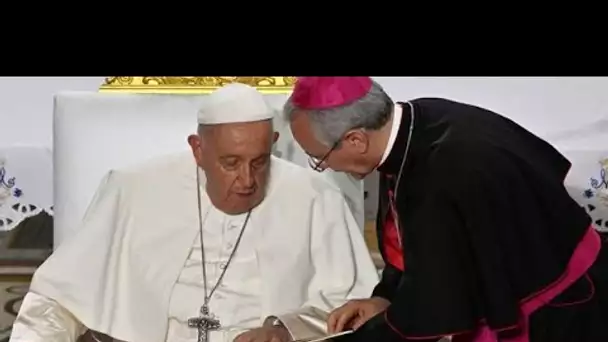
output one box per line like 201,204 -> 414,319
100,77 -> 295,94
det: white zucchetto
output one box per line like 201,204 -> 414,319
197,83 -> 275,125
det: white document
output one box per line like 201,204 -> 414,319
294,330 -> 354,342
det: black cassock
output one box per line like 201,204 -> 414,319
347,98 -> 608,342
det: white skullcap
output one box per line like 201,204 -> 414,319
197,83 -> 275,125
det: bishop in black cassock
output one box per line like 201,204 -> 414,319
285,77 -> 608,342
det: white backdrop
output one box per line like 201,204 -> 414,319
3,77 -> 607,151
1,77 -> 607,240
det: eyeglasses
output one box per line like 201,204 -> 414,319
308,140 -> 340,172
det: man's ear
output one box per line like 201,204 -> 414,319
343,129 -> 369,154
187,134 -> 204,167
273,131 -> 280,144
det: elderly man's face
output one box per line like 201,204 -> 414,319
188,120 -> 278,215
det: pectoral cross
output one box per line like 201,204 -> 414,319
188,305 -> 221,342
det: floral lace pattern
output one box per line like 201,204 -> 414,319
0,152 -> 52,231
580,158 -> 608,232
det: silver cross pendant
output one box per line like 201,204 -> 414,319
188,305 -> 221,342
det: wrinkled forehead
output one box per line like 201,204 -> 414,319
204,120 -> 273,150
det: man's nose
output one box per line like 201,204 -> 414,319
238,166 -> 255,188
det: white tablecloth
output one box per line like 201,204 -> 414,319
0,146 -> 53,231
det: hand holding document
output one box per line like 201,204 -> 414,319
276,307 -> 356,342
327,298 -> 390,334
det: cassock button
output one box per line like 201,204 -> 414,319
226,242 -> 234,249
219,263 -> 227,269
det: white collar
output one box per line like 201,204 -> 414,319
378,103 -> 402,166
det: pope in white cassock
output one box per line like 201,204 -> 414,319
9,84 -> 378,342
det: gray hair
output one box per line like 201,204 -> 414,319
283,80 -> 393,147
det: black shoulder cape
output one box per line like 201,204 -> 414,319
362,98 -> 594,340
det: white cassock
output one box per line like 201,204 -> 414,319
10,153 -> 378,342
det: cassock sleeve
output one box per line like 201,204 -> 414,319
9,292 -> 86,342
371,263 -> 403,301
348,153 -> 488,342
275,188 -> 379,341
352,190 -> 478,342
